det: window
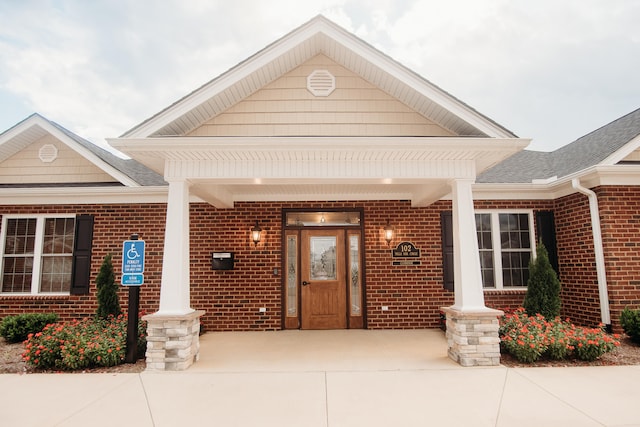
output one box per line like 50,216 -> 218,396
475,212 -> 534,289
440,210 -> 536,291
1,215 -> 76,294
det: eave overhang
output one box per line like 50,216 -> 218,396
122,16 -> 516,140
473,164 -> 640,200
109,136 -> 529,208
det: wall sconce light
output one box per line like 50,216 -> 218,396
251,220 -> 262,246
384,220 -> 394,245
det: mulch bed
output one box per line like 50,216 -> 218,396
3,334 -> 639,373
499,335 -> 640,368
0,337 -> 145,374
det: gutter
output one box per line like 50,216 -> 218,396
571,178 -> 611,327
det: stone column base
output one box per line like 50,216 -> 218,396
143,310 -> 205,371
441,307 -> 503,367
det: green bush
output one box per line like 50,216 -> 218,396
22,314 -> 147,370
620,308 -> 640,344
523,242 -> 561,319
0,313 -> 59,343
96,254 -> 121,319
500,310 -> 548,362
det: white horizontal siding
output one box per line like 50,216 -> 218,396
187,54 -> 455,138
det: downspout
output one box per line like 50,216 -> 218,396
571,178 -> 611,327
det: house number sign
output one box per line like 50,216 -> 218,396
391,241 -> 421,266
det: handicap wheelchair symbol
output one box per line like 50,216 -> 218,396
122,240 -> 145,274
127,243 -> 141,260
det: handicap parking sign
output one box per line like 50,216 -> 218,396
122,240 -> 145,285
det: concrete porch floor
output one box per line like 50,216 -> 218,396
191,328 -> 456,372
2,329 -> 640,426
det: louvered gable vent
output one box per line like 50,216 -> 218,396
307,69 -> 335,96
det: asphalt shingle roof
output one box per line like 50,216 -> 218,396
44,116 -> 166,186
479,108 -> 640,183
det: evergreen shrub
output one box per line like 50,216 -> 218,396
96,254 -> 121,319
620,307 -> 640,344
523,242 -> 561,319
0,313 -> 59,343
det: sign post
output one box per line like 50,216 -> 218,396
122,234 -> 145,364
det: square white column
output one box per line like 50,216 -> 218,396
158,178 -> 193,315
450,178 -> 487,311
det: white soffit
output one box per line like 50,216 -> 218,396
121,16 -> 516,140
110,136 -> 528,177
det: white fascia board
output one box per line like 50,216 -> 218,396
601,134 -> 640,165
5,116 -> 141,187
473,164 -> 640,200
0,186 -> 169,205
315,24 -> 516,138
122,16 -> 515,140
111,136 -> 528,155
39,123 -> 141,187
123,21 -> 330,138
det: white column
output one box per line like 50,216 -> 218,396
158,178 -> 193,314
450,178 -> 487,311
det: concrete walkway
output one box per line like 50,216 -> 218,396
1,329 -> 639,426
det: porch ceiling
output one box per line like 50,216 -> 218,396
109,136 -> 528,208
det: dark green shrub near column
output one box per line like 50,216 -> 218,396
0,313 -> 59,343
620,308 -> 640,344
523,242 -> 561,319
96,253 -> 121,319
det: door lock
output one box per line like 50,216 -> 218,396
302,281 -> 310,286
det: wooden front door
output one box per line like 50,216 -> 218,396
300,229 -> 347,329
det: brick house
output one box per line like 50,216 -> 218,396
1,16 -> 639,369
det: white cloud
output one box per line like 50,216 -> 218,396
0,0 -> 638,153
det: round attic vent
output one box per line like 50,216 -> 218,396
39,144 -> 58,163
307,69 -> 335,97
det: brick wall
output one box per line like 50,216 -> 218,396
554,192 -> 607,327
597,186 -> 640,331
0,204 -> 167,322
190,200 -> 455,330
4,196 -> 623,332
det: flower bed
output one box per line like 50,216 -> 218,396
500,308 -> 620,363
22,314 -> 146,371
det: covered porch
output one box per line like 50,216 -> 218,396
192,328 -> 454,372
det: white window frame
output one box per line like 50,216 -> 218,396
0,214 -> 75,295
476,210 -> 536,290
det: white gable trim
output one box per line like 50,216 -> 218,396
0,186 -> 170,205
0,115 -> 140,187
122,16 -> 515,139
601,133 -> 640,165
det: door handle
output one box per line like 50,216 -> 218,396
302,281 -> 310,286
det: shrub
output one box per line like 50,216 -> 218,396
523,243 -> 561,319
572,326 -> 619,361
22,314 -> 146,370
620,307 -> 640,344
96,254 -> 121,319
500,309 -> 548,363
546,318 -> 575,360
500,308 -> 620,363
0,313 -> 59,343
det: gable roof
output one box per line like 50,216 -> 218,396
478,107 -> 640,183
0,113 -> 165,187
122,15 -> 516,139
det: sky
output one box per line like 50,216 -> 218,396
0,0 -> 638,153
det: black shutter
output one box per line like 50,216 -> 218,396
441,211 -> 454,292
70,214 -> 94,295
535,210 -> 559,275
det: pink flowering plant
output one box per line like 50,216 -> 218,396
500,308 -> 620,363
22,314 -> 147,370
